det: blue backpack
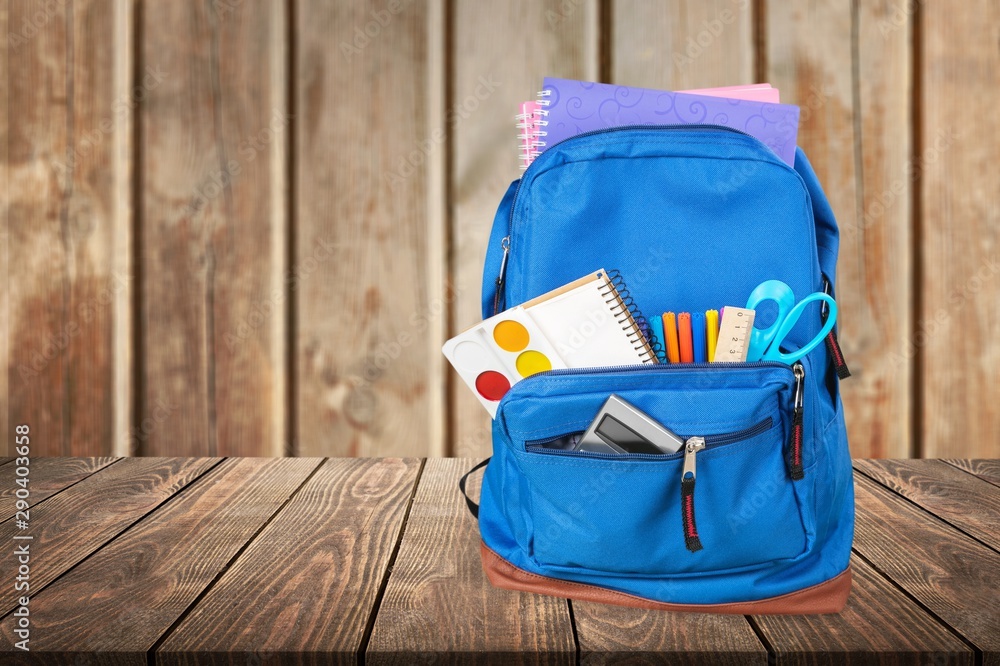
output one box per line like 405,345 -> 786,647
463,125 -> 854,614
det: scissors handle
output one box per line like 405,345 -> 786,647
745,280 -> 795,361
763,294 -> 837,363
745,280 -> 838,364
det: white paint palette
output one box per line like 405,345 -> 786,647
442,306 -> 565,417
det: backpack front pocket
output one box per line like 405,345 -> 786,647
495,363 -> 811,577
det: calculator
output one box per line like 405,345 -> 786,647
576,394 -> 685,455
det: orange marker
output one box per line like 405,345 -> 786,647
663,312 -> 681,363
678,312 -> 694,363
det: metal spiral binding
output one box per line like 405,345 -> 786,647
531,89 -> 552,161
600,269 -> 662,363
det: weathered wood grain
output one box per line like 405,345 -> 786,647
5,0 -> 132,456
768,1 -> 907,458
155,458 -> 420,665
945,459 -> 1000,488
0,457 -> 220,616
853,473 -> 1000,662
920,0 -> 1000,458
574,602 -> 765,665
0,456 -> 118,522
367,458 -> 576,665
753,553 -> 972,665
851,0 -> 914,457
0,0 -> 8,456
140,0 -> 288,456
295,1 -> 444,457
0,459 -> 11,468
0,457 -> 320,664
855,459 -> 1000,552
449,1 -> 598,456
0,458 -> 993,660
612,0 -> 753,89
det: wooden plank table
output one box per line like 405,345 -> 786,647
0,458 -> 995,664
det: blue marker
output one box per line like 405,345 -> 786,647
691,311 -> 707,363
649,314 -> 667,363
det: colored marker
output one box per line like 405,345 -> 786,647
691,311 -> 707,363
663,312 -> 681,363
649,314 -> 667,363
706,309 -> 720,362
678,312 -> 694,363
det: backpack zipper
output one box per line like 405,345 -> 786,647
500,359 -> 793,406
680,436 -> 706,551
787,361 -> 806,480
821,276 -> 850,379
493,235 -> 510,315
524,415 -> 774,460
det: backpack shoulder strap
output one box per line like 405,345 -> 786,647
458,458 -> 490,519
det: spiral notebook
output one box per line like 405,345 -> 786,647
516,84 -> 780,169
443,269 -> 657,416
520,269 -> 658,367
517,101 -> 542,170
516,79 -> 797,168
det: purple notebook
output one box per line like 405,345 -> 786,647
539,78 -> 800,166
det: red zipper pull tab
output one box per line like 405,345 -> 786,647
788,362 -> 805,480
822,278 -> 850,378
681,437 -> 705,552
825,330 -> 851,379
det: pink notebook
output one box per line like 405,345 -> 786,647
683,83 -> 780,103
516,101 -> 542,170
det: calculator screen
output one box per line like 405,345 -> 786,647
596,415 -> 662,455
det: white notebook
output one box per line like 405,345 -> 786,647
522,269 -> 657,367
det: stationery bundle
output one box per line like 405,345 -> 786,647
517,80 -> 799,168
443,269 -> 657,417
452,77 -> 854,617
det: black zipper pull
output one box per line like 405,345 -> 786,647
681,436 -> 705,552
822,278 -> 850,378
492,236 -> 510,315
788,362 -> 805,481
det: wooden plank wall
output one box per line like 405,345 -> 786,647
4,0 -> 998,459
6,0 -> 132,456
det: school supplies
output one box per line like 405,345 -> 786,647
744,279 -> 837,363
536,78 -> 800,166
649,315 -> 668,363
705,309 -> 720,362
443,306 -> 566,417
713,307 -> 756,362
520,269 -> 658,368
516,84 -> 779,169
516,101 -> 542,170
683,83 -> 780,103
691,311 -> 707,363
663,312 -> 681,363
576,395 -> 685,455
445,269 -> 658,416
677,312 -> 694,363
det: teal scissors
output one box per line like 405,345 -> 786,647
745,280 -> 837,364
